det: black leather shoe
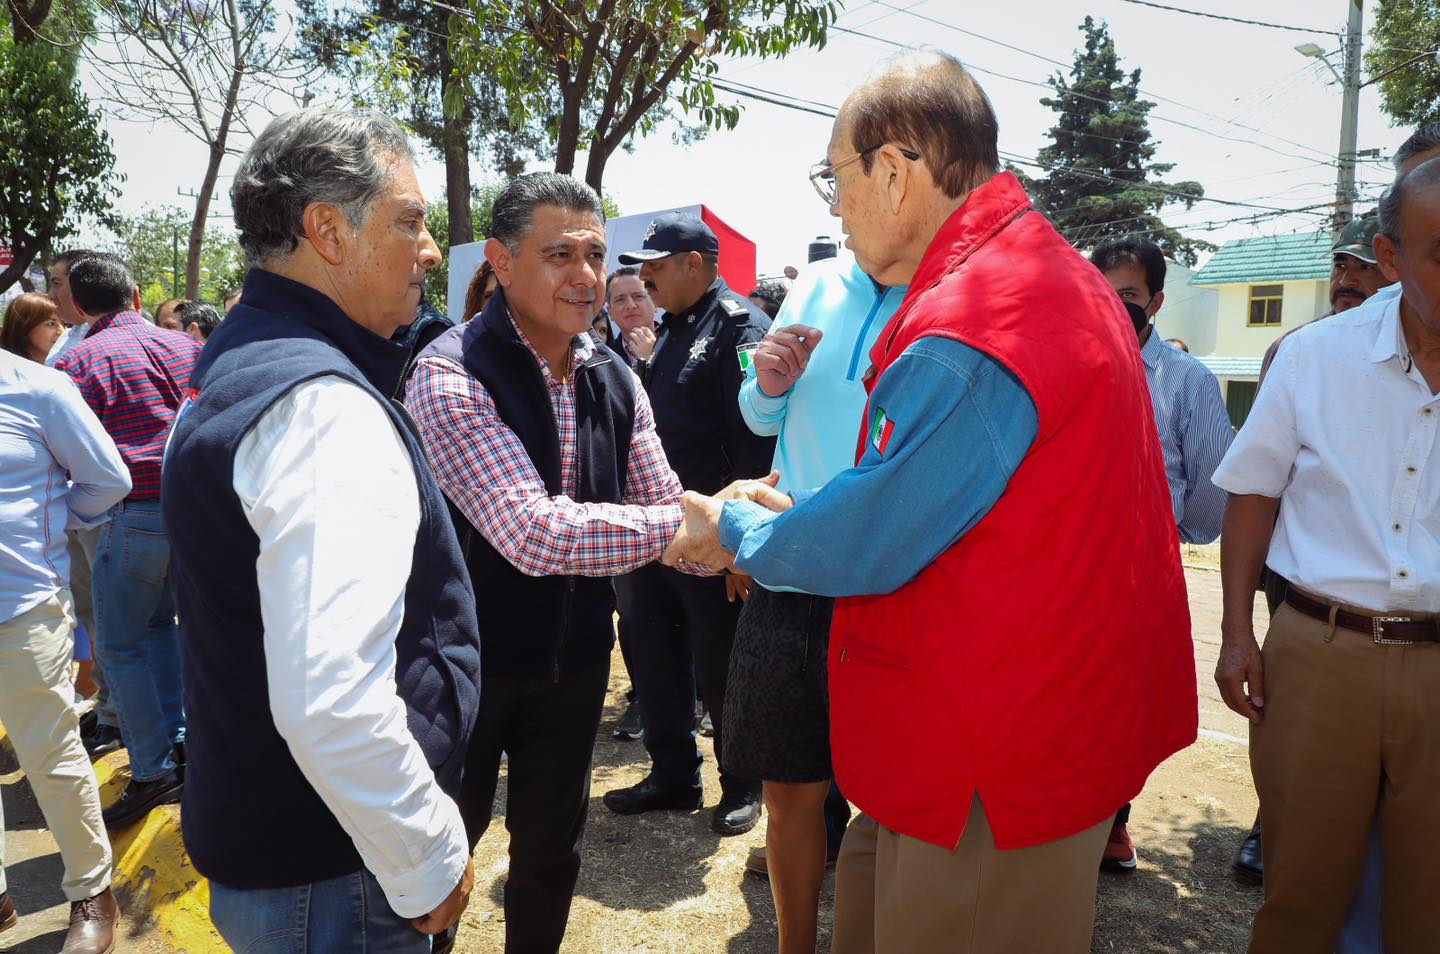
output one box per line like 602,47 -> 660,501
102,773 -> 183,830
1234,817 -> 1263,884
603,777 -> 702,816
711,792 -> 761,836
77,708 -> 99,738
0,890 -> 18,933
83,724 -> 123,759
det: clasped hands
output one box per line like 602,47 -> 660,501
661,470 -> 792,573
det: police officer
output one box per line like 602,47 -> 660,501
603,212 -> 775,835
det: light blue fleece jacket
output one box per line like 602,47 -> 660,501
737,258 -> 907,495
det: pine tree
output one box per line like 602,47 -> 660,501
1023,16 -> 1209,266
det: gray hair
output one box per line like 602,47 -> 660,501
231,107 -> 414,268
1395,123 -> 1440,174
1378,155 -> 1440,247
490,173 -> 604,252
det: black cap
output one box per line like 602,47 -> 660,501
618,211 -> 719,264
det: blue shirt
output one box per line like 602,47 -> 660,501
738,259 -> 907,495
1139,329 -> 1234,544
0,351 -> 131,622
720,336 -> 1038,597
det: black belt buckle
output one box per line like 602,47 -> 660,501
1373,616 -> 1414,645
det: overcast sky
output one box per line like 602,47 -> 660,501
81,0 -> 1417,276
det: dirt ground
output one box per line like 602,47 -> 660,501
452,559 -> 1267,954
3,561 -> 1265,953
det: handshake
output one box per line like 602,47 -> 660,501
661,470 -> 792,573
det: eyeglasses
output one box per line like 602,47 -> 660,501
809,144 -> 922,206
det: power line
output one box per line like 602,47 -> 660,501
828,22 -> 1340,168
1117,0 -> 1341,36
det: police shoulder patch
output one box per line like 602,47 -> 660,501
719,298 -> 748,319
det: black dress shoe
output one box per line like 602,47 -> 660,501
603,777 -> 702,816
1234,818 -> 1263,884
77,708 -> 99,738
83,724 -> 123,759
102,773 -> 183,830
711,792 -> 761,836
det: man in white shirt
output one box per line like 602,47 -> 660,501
1213,156 -> 1440,952
161,108 -> 482,951
0,349 -> 131,953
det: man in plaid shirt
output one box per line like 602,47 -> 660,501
405,173 -> 735,954
56,253 -> 201,831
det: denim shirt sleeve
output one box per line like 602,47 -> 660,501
719,336 -> 1038,597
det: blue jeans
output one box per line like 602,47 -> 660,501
91,500 -> 184,781
210,868 -> 431,953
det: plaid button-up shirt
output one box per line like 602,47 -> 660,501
56,310 -> 201,502
406,321 -> 686,577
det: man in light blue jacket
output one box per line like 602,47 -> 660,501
723,256 -> 905,954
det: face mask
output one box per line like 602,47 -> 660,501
1125,301 -> 1151,338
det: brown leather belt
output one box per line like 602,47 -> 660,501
1284,589 -> 1440,645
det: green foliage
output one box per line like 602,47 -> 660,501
0,37 -> 119,294
95,205 -> 244,307
423,183 -> 620,306
1024,17 -> 1211,267
447,0 -> 842,191
1366,0 -> 1440,129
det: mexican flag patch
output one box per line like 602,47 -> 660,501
871,407 -> 895,454
737,342 -> 760,374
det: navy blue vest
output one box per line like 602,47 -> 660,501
418,290 -> 633,681
163,269 -> 482,889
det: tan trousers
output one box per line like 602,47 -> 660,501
0,590 -> 112,901
1249,601 -> 1440,954
831,798 -> 1111,954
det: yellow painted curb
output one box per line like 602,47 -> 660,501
1,719 -> 221,952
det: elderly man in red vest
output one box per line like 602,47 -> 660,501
666,51 -> 1197,953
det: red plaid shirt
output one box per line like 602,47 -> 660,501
56,311 -> 201,502
406,322 -> 686,577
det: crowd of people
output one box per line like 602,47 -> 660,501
2,47 -> 1439,954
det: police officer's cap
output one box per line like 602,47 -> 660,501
618,212 -> 720,264
1332,210 -> 1379,265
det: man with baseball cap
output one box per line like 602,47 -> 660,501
1259,211 -> 1388,381
603,211 -> 776,836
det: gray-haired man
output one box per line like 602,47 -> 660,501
162,108 -> 482,950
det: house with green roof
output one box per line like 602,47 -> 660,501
1190,230 -> 1333,426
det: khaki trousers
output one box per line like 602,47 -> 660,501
0,590 -> 112,901
831,798 -> 1111,954
1249,602 -> 1440,954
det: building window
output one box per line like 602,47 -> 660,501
1248,285 -> 1283,326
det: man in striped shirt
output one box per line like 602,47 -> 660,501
55,253 -> 201,831
1091,236 -> 1235,873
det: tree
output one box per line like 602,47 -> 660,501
1366,0 -> 1440,129
0,36 -> 120,294
99,204 -> 244,307
85,0 -> 314,298
296,7 -> 545,248
448,0 -> 842,194
1022,17 -> 1209,266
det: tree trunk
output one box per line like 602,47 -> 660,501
553,85 -> 583,175
438,47 -> 473,247
0,237 -> 44,297
583,139 -> 611,195
186,140 -> 224,298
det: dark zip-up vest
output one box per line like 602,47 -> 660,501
418,290 -> 634,682
162,269 -> 482,889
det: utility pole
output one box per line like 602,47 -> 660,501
1334,0 -> 1363,236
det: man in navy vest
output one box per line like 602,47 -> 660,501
162,108 -> 482,951
404,173 -> 707,953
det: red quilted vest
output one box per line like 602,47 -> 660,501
830,172 -> 1197,851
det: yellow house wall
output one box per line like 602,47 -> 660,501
1210,279 -> 1329,357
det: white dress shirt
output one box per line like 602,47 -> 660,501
1212,286 -> 1440,612
0,350 -> 130,622
46,322 -> 88,368
233,376 -> 467,918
